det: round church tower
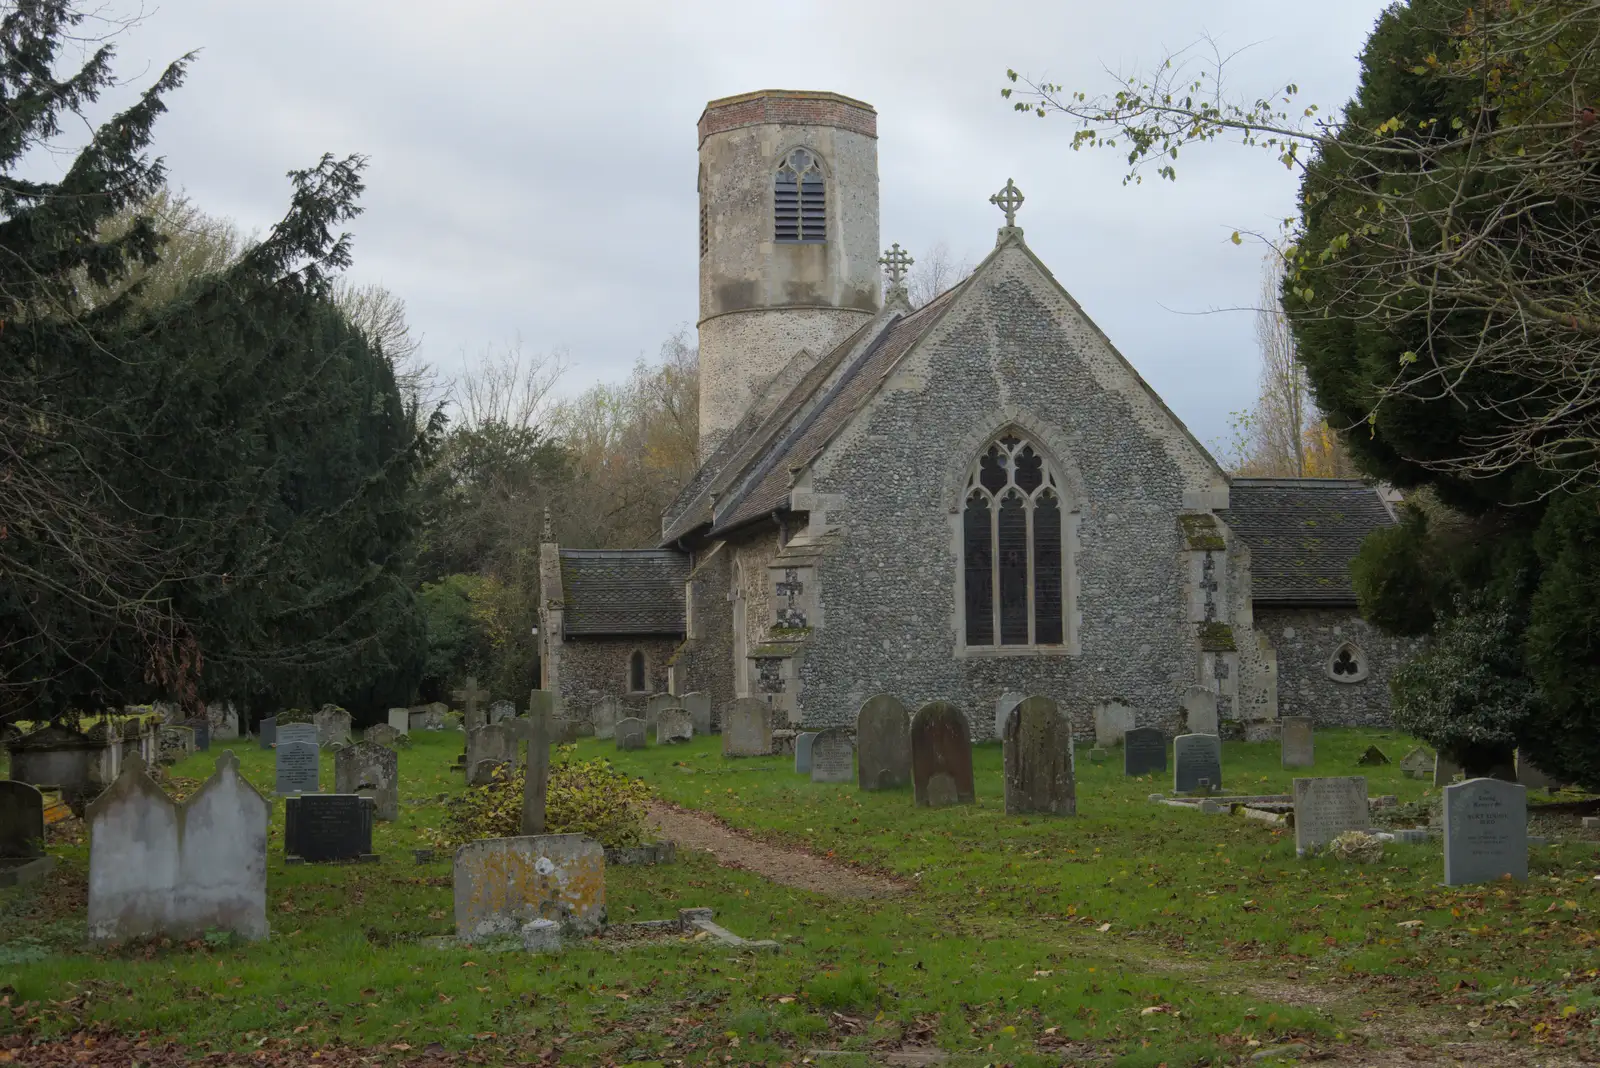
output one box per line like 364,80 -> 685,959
697,90 -> 882,461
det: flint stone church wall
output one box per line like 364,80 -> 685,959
1257,607 -> 1417,728
555,636 -> 678,725
668,544 -> 736,717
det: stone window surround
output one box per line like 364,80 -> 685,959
626,648 -> 649,694
771,145 -> 829,245
1326,641 -> 1369,684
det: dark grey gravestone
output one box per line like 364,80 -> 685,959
793,732 -> 819,775
911,701 -> 974,807
615,717 -> 647,751
1002,696 -> 1075,816
0,780 -> 46,858
284,794 -> 375,862
333,741 -> 399,822
1123,727 -> 1167,776
810,728 -> 854,784
186,719 -> 211,752
274,727 -> 320,795
856,693 -> 911,791
1444,777 -> 1527,886
1173,733 -> 1223,793
1434,752 -> 1462,786
258,717 -> 277,749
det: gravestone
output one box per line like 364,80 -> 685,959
1182,687 -> 1219,736
274,723 -> 320,795
258,717 -> 277,750
1292,776 -> 1370,856
645,693 -> 676,730
453,833 -> 606,941
314,706 -> 351,749
88,752 -> 269,942
722,699 -> 773,757
1092,701 -> 1136,748
1123,727 -> 1168,777
364,723 -> 404,749
656,708 -> 693,745
471,760 -> 511,786
911,701 -> 975,807
522,710 -> 551,836
857,694 -> 911,791
615,717 -> 647,751
207,700 -> 240,740
1434,752 -> 1462,786
1443,778 -> 1528,886
284,793 -> 376,863
1516,751 -> 1561,792
794,732 -> 819,774
682,692 -> 712,735
334,742 -> 400,822
1280,716 -> 1314,769
489,700 -> 516,725
1002,696 -> 1076,816
186,718 -> 211,752
409,703 -> 448,731
810,728 -> 854,784
1173,733 -> 1223,793
0,781 -> 53,888
1356,745 -> 1390,766
387,708 -> 411,735
1400,747 -> 1433,779
453,676 -> 490,732
993,692 -> 1025,742
465,723 -> 517,785
528,689 -> 556,730
591,697 -> 622,740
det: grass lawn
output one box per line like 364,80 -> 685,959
2,725 -> 1598,1065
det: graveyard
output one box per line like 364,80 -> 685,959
4,718 -> 1599,1067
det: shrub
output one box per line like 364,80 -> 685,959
438,747 -> 653,848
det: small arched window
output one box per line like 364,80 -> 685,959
774,148 -> 825,243
628,650 -> 646,693
962,435 -> 1065,647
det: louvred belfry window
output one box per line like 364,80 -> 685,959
774,148 -> 825,243
961,435 -> 1067,647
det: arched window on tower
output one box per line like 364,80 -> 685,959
628,649 -> 647,693
962,435 -> 1066,648
774,148 -> 825,243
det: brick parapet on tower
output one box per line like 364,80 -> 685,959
698,90 -> 877,146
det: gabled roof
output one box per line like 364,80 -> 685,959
1223,478 -> 1396,606
558,549 -> 689,637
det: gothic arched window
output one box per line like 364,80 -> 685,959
774,149 -> 825,243
628,650 -> 647,693
962,435 -> 1066,647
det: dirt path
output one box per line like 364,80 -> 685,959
647,802 -> 905,899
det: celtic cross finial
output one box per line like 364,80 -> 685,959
989,178 -> 1025,227
879,243 -> 914,287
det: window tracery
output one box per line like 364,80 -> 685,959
774,148 -> 825,243
962,435 -> 1066,647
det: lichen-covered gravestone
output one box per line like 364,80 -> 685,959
364,723 -> 405,749
615,717 -> 647,751
656,708 -> 693,745
466,723 -> 517,786
857,694 -> 911,791
911,701 -> 974,807
274,723 -> 320,795
387,708 -> 410,735
1092,701 -> 1136,748
88,752 -> 268,943
591,697 -> 622,740
993,692 -> 1024,743
0,781 -> 54,888
334,741 -> 400,821
1173,733 -> 1223,793
1003,696 -> 1075,816
681,692 -> 712,735
810,728 -> 854,784
1280,716 -> 1314,769
1292,776 -> 1369,856
1444,778 -> 1527,885
488,700 -> 516,725
1182,687 -> 1219,736
454,833 -> 606,941
793,732 -> 818,775
722,699 -> 773,757
314,706 -> 352,749
1122,727 -> 1167,777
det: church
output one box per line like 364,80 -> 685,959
537,89 -> 1412,743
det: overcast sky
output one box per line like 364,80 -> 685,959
93,0 -> 1389,451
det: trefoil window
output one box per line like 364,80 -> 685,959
774,148 -> 825,243
962,435 -> 1065,647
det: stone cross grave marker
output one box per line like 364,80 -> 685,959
1093,701 -> 1136,748
1400,747 -> 1432,779
453,676 -> 490,731
528,689 -> 555,729
681,692 -> 712,735
522,709 -> 551,836
1173,733 -> 1223,793
591,696 -> 622,740
88,752 -> 268,943
794,732 -> 818,775
615,717 -> 647,751
274,723 -> 319,795
0,780 -> 53,888
387,708 -> 410,735
285,793 -> 376,863
993,692 -> 1024,743
656,708 -> 693,745
857,694 -> 911,790
645,693 -> 676,731
911,701 -> 975,807
1434,751 -> 1462,786
1182,687 -> 1219,736
810,728 -> 854,784
314,707 -> 351,749
453,833 -> 606,942
466,722 -> 518,786
1444,777 -> 1527,886
334,741 -> 400,822
1123,727 -> 1167,777
1292,776 -> 1369,856
722,699 -> 773,757
1003,696 -> 1076,816
1281,716 -> 1314,768
489,700 -> 516,725
258,716 -> 277,750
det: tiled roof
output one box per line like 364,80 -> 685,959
1224,478 -> 1396,606
559,549 -> 689,636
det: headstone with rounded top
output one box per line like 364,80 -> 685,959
794,732 -> 819,774
1280,716 -> 1314,768
993,692 -> 1025,742
335,741 -> 400,821
1003,696 -> 1075,816
810,728 -> 854,784
911,701 -> 974,807
615,717 -> 647,751
681,692 -> 712,735
489,700 -> 516,725
1123,727 -> 1167,777
857,694 -> 911,790
592,697 -> 622,740
1173,733 -> 1223,794
1182,687 -> 1219,736
364,723 -> 404,749
1443,777 -> 1527,886
656,708 -> 693,745
1292,776 -> 1369,856
722,699 -> 773,757
0,781 -> 53,887
645,693 -> 676,731
1092,701 -> 1136,748
314,706 -> 351,749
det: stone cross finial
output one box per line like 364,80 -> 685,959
541,505 -> 552,543
990,178 -> 1025,227
879,243 -> 914,287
